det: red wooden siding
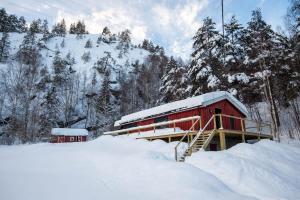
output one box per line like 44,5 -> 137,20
201,99 -> 244,131
119,99 -> 246,133
168,109 -> 201,130
50,136 -> 87,143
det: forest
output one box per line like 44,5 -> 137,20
0,0 -> 299,144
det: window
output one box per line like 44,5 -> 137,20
121,123 -> 137,129
70,136 -> 75,142
230,117 -> 235,129
154,116 -> 168,129
214,108 -> 222,129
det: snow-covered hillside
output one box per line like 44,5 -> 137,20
5,32 -> 149,79
0,137 -> 299,200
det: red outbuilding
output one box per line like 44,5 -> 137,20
50,128 -> 88,143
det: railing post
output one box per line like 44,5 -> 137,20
219,131 -> 226,150
175,147 -> 177,161
256,122 -> 260,140
213,114 -> 216,129
192,119 -> 195,131
219,114 -> 224,129
241,118 -> 245,143
173,122 -> 176,133
199,116 -> 202,130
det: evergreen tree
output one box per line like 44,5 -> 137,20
29,19 -> 42,33
0,8 -> 9,32
159,57 -> 187,103
85,39 -> 92,48
17,32 -> 40,65
39,87 -> 60,137
188,17 -> 224,95
69,23 -> 76,34
81,51 -> 91,63
97,27 -> 112,44
93,52 -> 115,74
241,9 -> 281,135
52,49 -> 68,87
223,16 -> 249,98
96,71 -> 112,116
16,16 -> 27,32
52,19 -> 66,37
0,32 -> 10,62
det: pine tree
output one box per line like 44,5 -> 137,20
96,71 -> 112,116
188,17 -> 224,95
16,16 -> 27,32
0,8 -> 9,32
85,39 -> 92,48
52,49 -> 68,87
241,9 -> 280,135
93,52 -> 115,74
159,57 -> 187,103
39,87 -> 60,137
52,19 -> 66,37
223,16 -> 249,98
0,32 -> 10,62
60,39 -> 65,48
29,19 -> 42,33
69,23 -> 76,34
117,29 -> 131,54
81,51 -> 91,63
97,27 -> 112,44
17,31 -> 40,65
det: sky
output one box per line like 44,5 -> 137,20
2,0 -> 290,59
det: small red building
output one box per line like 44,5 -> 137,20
114,91 -> 248,133
50,128 -> 88,143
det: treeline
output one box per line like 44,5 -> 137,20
159,5 -> 300,138
0,1 -> 299,143
0,8 -> 167,144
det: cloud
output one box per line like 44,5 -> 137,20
2,0 -> 288,60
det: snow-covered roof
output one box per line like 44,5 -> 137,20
51,128 -> 89,136
115,91 -> 248,126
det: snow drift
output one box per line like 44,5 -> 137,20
0,137 -> 299,200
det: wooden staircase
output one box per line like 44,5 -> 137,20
175,115 -> 216,162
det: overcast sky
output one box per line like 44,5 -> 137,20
2,0 -> 289,59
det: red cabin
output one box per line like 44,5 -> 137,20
114,91 -> 248,133
50,128 -> 88,143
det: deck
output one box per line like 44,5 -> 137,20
104,114 -> 273,154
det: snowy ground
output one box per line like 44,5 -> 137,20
0,137 -> 299,200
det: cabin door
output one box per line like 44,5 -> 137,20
214,108 -> 222,129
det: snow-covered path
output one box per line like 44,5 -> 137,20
0,136 -> 299,200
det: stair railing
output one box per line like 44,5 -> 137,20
189,115 -> 216,149
174,116 -> 201,161
175,114 -> 215,161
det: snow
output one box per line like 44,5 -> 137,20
51,128 -> 88,136
5,33 -> 149,83
227,73 -> 250,84
0,137 -> 299,200
115,91 -> 248,126
123,127 -> 185,138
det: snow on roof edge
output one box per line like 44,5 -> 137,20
51,128 -> 89,136
115,91 -> 248,126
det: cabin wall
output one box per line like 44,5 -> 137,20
202,99 -> 244,131
50,136 -> 87,143
168,109 -> 201,130
119,99 -> 246,133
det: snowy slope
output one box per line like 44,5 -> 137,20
6,32 -> 149,80
0,137 -> 299,200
